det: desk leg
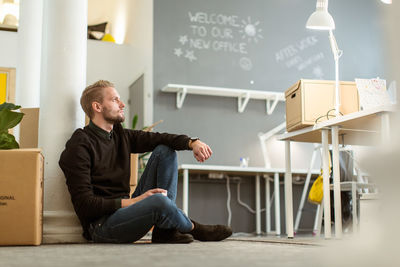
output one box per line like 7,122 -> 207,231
321,129 -> 332,238
256,174 -> 261,235
315,204 -> 323,237
285,141 -> 294,238
274,172 -> 281,236
265,175 -> 271,234
380,112 -> 390,144
183,169 -> 189,216
352,182 -> 358,234
331,125 -> 342,238
294,149 -> 317,234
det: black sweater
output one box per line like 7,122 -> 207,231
59,122 -> 191,239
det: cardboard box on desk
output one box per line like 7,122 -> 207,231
285,79 -> 359,132
130,153 -> 138,196
0,149 -> 44,245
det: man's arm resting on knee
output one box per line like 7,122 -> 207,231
121,188 -> 167,208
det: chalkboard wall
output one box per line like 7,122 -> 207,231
153,0 -> 386,232
154,0 -> 385,167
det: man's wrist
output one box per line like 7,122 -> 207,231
188,137 -> 200,149
114,198 -> 122,209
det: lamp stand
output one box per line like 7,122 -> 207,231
328,30 -> 342,117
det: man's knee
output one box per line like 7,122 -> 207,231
148,194 -> 174,212
153,145 -> 177,159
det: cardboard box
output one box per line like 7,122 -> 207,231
285,79 -> 359,132
130,153 -> 138,196
19,108 -> 40,148
0,149 -> 44,245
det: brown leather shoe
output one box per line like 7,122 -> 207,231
189,220 -> 232,241
151,226 -> 194,244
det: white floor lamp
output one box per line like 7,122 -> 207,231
306,0 -> 343,117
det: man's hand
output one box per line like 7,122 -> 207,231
190,140 -> 212,163
121,188 -> 167,208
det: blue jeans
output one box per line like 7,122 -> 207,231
90,145 -> 193,243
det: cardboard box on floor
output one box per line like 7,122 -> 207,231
128,120 -> 162,195
130,154 -> 138,195
0,108 -> 43,245
285,79 -> 360,132
19,108 -> 40,148
0,149 -> 44,246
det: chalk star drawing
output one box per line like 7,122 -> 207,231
174,48 -> 183,57
239,17 -> 263,44
239,57 -> 253,71
184,50 -> 197,62
179,35 -> 188,45
312,66 -> 324,79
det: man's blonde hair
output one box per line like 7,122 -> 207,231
80,80 -> 115,119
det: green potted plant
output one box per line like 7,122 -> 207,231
0,102 -> 24,149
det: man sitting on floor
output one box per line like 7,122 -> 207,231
59,80 -> 232,243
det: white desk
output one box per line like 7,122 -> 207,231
178,164 -> 319,235
277,105 -> 395,239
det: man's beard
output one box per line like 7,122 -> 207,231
102,107 -> 125,124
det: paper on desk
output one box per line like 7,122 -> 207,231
355,78 -> 392,110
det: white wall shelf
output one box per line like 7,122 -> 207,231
161,84 -> 285,114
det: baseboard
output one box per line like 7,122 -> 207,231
43,210 -> 87,244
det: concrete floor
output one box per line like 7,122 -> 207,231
0,236 -> 327,267
1,234 -> 394,267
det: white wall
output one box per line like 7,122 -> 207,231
0,31 -> 17,68
0,0 -> 153,133
87,0 -> 153,126
0,32 -> 145,127
125,0 -> 153,126
382,0 -> 400,90
86,40 -> 134,122
88,0 -> 129,45
0,0 -> 153,129
0,4 -> 152,242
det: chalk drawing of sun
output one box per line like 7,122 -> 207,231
239,17 -> 263,43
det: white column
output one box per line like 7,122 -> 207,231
16,0 -> 43,108
39,0 -> 87,243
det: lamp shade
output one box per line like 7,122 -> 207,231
306,0 -> 335,30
